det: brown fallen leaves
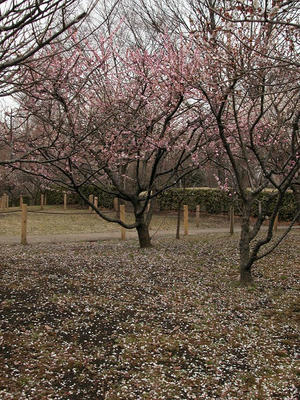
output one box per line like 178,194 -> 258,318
0,233 -> 299,399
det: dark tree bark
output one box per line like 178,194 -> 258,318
239,203 -> 253,285
0,0 -> 90,97
291,183 -> 300,223
135,214 -> 152,248
176,198 -> 183,239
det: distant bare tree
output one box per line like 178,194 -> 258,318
0,0 -> 94,97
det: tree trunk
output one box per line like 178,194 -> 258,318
239,204 -> 254,286
291,184 -> 300,223
239,267 -> 253,286
176,204 -> 181,239
176,198 -> 183,239
136,215 -> 152,248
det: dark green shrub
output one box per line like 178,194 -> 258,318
157,188 -> 233,214
252,191 -> 297,221
45,186 -> 115,208
44,189 -> 64,205
43,186 -> 297,220
157,188 -> 297,221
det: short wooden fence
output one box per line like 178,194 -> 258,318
0,196 -> 244,245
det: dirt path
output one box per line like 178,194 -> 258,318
0,225 -> 298,245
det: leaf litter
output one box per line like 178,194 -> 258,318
0,233 -> 299,399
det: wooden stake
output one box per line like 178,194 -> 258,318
274,213 -> 279,232
92,196 -> 98,213
114,197 -> 119,218
63,192 -> 67,210
40,194 -> 44,210
20,195 -> 23,209
120,204 -> 126,240
146,201 -> 151,213
196,205 -> 200,228
114,197 -> 119,212
5,194 -> 9,208
258,200 -> 262,217
88,194 -> 93,212
146,191 -> 152,213
2,194 -> 8,209
184,205 -> 188,235
230,206 -> 234,235
21,203 -> 28,245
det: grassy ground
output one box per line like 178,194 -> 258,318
0,232 -> 299,400
0,206 -> 234,237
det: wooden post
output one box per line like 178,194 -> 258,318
88,194 -> 94,212
184,205 -> 188,235
114,197 -> 119,218
40,194 -> 44,210
120,204 -> 126,240
230,206 -> 234,235
63,192 -> 67,210
44,194 -> 47,206
258,200 -> 262,217
274,213 -> 279,232
146,201 -> 151,213
93,196 -> 98,212
114,197 -> 119,212
5,194 -> 9,208
20,195 -> 23,209
146,191 -> 152,213
21,203 -> 28,245
196,205 -> 200,228
2,194 -> 8,209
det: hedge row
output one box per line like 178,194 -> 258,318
157,188 -> 298,221
158,188 -> 230,214
44,186 -> 114,209
43,187 -> 297,221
